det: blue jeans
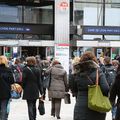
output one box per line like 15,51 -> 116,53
112,105 -> 117,119
27,99 -> 37,120
0,99 -> 9,120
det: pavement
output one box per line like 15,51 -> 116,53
9,93 -> 112,120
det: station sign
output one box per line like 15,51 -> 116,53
82,26 -> 120,35
0,22 -> 53,35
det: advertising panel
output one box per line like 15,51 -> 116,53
55,44 -> 69,74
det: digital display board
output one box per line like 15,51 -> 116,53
82,26 -> 120,35
0,0 -> 54,6
0,22 -> 53,35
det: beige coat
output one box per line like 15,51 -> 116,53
47,64 -> 68,98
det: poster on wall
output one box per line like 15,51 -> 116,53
55,44 -> 69,74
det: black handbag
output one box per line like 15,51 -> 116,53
64,93 -> 71,104
38,99 -> 45,115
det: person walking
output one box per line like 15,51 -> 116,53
46,60 -> 68,119
22,56 -> 43,120
69,57 -> 80,99
0,55 -> 14,120
110,63 -> 120,120
72,51 -> 109,120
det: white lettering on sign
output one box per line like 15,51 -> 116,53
98,41 -> 110,47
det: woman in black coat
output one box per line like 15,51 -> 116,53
0,55 -> 14,120
110,64 -> 120,120
72,51 -> 109,120
22,56 -> 43,120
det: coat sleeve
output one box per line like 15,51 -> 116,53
99,68 -> 110,96
63,71 -> 69,92
69,73 -> 78,97
109,73 -> 120,105
37,69 -> 43,95
8,68 -> 14,85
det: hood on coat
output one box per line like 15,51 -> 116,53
74,60 -> 99,73
52,64 -> 65,76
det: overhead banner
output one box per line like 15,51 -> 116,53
82,26 -> 120,35
0,22 -> 53,35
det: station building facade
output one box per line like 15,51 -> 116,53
0,0 -> 120,60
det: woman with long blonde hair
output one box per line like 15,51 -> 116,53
0,55 -> 14,120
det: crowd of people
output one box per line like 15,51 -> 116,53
0,51 -> 120,120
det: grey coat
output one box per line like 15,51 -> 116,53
46,64 -> 68,98
73,60 -> 109,120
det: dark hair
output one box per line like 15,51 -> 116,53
117,64 -> 120,73
104,56 -> 111,64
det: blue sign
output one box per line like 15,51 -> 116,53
0,22 -> 53,35
82,26 -> 120,35
0,26 -> 31,32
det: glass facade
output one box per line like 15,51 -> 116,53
74,0 -> 120,40
0,4 -> 53,39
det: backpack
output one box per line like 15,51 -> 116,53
42,68 -> 51,89
104,66 -> 116,87
11,65 -> 22,83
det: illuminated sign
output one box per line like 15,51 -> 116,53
82,26 -> 120,35
0,22 -> 53,35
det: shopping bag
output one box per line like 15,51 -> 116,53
64,93 -> 71,104
88,69 -> 112,113
88,85 -> 112,112
38,99 -> 45,115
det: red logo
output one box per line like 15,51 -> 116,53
59,1 -> 68,10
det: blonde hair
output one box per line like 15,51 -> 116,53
72,57 -> 80,65
0,55 -> 8,67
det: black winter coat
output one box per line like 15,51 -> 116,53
110,71 -> 120,120
22,65 -> 43,100
0,64 -> 14,99
72,60 -> 109,120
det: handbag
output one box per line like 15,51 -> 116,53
38,99 -> 45,115
88,69 -> 112,113
64,93 -> 71,104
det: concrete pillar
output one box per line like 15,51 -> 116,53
54,0 -> 70,74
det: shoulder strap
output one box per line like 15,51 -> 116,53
96,69 -> 99,85
87,69 -> 99,85
27,66 -> 33,73
27,66 -> 37,79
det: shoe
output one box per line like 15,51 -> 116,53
51,114 -> 55,117
57,116 -> 61,119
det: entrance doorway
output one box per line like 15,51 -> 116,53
22,47 -> 46,59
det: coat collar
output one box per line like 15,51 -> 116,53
74,60 -> 99,73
